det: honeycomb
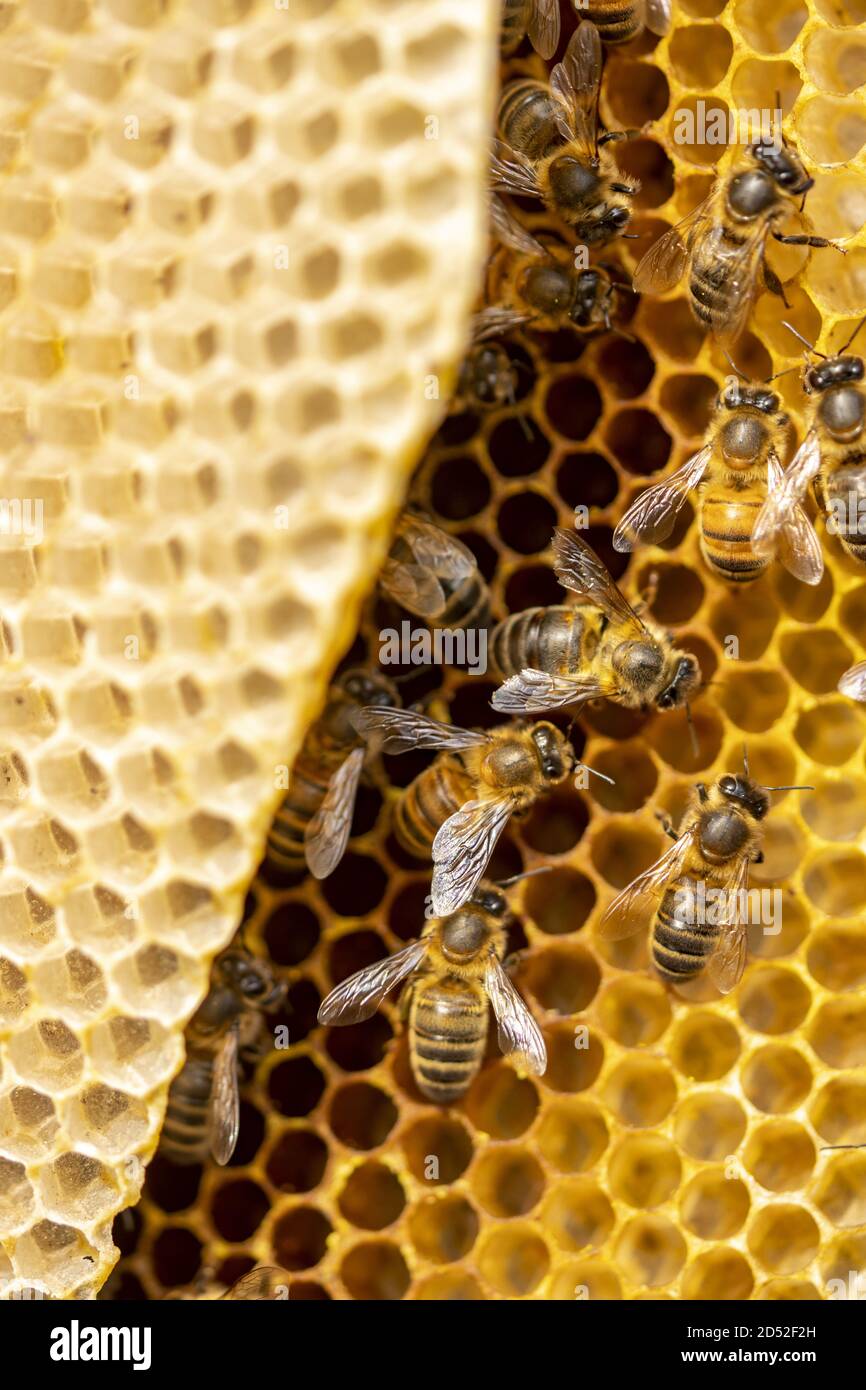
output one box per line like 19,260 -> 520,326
0,0 -> 497,1299
118,1 -> 866,1301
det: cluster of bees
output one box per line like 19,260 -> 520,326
153,0 -> 866,1295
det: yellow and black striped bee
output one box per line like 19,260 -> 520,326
599,764 -> 810,990
578,0 -> 671,45
501,0 -> 561,59
477,196 -> 631,338
161,948 -> 284,1166
318,879 -> 546,1103
490,527 -> 701,717
379,512 -> 490,634
266,667 -> 399,879
353,706 -> 575,915
614,379 -> 823,585
493,21 -> 639,247
633,135 -> 845,344
754,318 -> 866,579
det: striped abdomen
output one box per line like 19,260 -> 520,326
439,571 -> 491,632
823,462 -> 866,567
266,752 -> 333,870
491,605 -> 590,679
500,0 -> 530,54
700,489 -> 767,584
582,2 -> 641,43
689,226 -> 749,333
651,875 -> 721,985
410,979 -> 488,1103
499,80 -> 564,161
161,1054 -> 214,1165
394,756 -> 470,858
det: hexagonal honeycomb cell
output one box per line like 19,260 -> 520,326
0,0 -> 496,1299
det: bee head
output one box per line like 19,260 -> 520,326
750,136 -> 813,196
656,652 -> 701,710
470,883 -> 509,919
218,951 -> 283,1006
720,383 -> 779,415
530,722 -> 572,781
340,667 -> 399,708
717,773 -> 769,821
806,355 -> 865,392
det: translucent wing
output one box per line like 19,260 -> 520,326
490,193 -> 546,258
549,20 -> 602,157
304,746 -> 365,880
599,828 -> 697,941
704,219 -> 772,345
491,668 -> 606,714
379,556 -> 446,616
209,1024 -> 240,1166
486,955 -> 547,1075
491,139 -> 543,199
766,453 -> 824,586
643,0 -> 672,37
527,0 -> 561,59
753,430 -> 822,559
222,1268 -> 290,1301
552,527 -> 646,635
431,796 -> 515,916
317,939 -> 429,1026
471,306 -> 534,342
613,445 -> 713,551
839,660 -> 866,702
632,193 -> 715,295
352,706 -> 490,754
706,854 -> 751,994
396,514 -> 477,583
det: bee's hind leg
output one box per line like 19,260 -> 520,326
762,261 -> 790,309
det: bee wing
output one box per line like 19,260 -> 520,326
706,220 -> 772,345
632,193 -> 715,296
599,828 -> 697,941
753,430 -> 822,559
642,0 -> 672,37
491,668 -> 606,714
221,1268 -> 290,1301
552,527 -> 647,636
485,955 -> 547,1076
613,444 -> 713,551
379,555 -> 447,616
471,306 -> 534,342
490,193 -> 546,258
706,855 -> 751,995
765,453 -> 825,586
304,746 -> 365,880
491,139 -> 543,199
317,939 -> 429,1025
549,20 -> 602,157
209,1024 -> 240,1166
431,796 -> 515,916
839,660 -> 866,702
352,706 -> 490,754
527,0 -> 561,59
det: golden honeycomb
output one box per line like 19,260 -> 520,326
105,1 -> 866,1302
0,0 -> 498,1298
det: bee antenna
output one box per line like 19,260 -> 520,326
820,1144 -> 866,1151
781,321 -> 826,358
685,702 -> 700,760
496,866 -> 552,888
838,314 -> 866,355
579,763 -> 616,786
742,742 -> 750,778
764,364 -> 801,385
762,783 -> 814,792
721,348 -> 749,382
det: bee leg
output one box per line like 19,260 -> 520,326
771,232 -> 847,254
598,129 -> 640,146
696,782 -> 709,804
762,261 -> 789,308
654,809 -> 678,842
752,849 -> 765,865
503,948 -> 528,975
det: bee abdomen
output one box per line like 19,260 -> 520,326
441,574 -> 491,633
266,762 -> 330,870
394,762 -> 464,858
500,0 -> 530,54
700,494 -> 766,584
499,80 -> 563,161
651,884 -> 720,986
410,984 -> 488,1103
491,606 -> 585,678
583,3 -> 641,44
161,1056 -> 214,1165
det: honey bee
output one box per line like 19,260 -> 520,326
476,196 -> 631,338
318,879 -> 546,1102
838,661 -> 866,703
490,527 -> 701,718
353,706 -> 575,915
501,0 -> 561,59
161,947 -> 284,1167
753,319 -> 866,579
577,0 -> 671,44
266,667 -> 399,879
379,512 -> 490,634
633,136 -> 845,344
599,764 -> 811,990
493,20 -> 639,247
613,379 -> 823,585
